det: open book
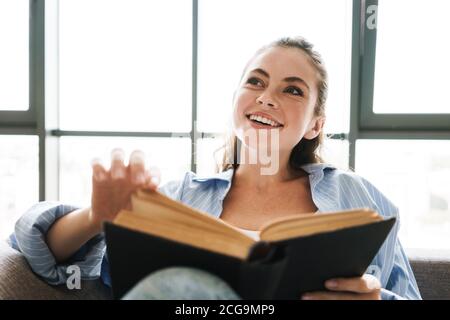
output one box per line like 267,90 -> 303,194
104,189 -> 396,299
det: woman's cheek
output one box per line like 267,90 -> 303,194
232,95 -> 251,126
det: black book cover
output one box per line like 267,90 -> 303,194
104,217 -> 395,299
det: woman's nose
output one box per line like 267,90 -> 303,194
256,95 -> 278,109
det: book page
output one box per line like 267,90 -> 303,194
260,209 -> 381,241
112,190 -> 257,259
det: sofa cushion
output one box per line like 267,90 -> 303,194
0,240 -> 112,300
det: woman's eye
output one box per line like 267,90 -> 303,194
246,77 -> 263,87
284,86 -> 304,97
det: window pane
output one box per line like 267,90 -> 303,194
0,0 -> 29,110
58,0 -> 192,131
356,140 -> 450,250
59,137 -> 191,206
374,0 -> 450,114
321,138 -> 349,171
198,0 -> 352,134
0,136 -> 38,239
196,137 -> 349,176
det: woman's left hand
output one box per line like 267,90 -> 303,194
301,274 -> 381,300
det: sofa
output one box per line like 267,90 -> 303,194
0,240 -> 449,300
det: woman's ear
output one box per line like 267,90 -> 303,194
304,116 -> 326,140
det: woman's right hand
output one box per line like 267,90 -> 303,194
89,148 -> 160,232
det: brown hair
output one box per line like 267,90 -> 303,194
214,36 -> 328,173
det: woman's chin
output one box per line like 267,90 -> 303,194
241,142 -> 280,154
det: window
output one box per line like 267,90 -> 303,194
0,136 -> 39,238
0,0 -> 29,111
2,0 -> 449,254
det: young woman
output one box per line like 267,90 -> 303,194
9,37 -> 421,300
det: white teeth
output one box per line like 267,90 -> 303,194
248,114 -> 281,127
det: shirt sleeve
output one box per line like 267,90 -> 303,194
379,238 -> 422,300
9,173 -> 188,288
10,201 -> 106,286
156,175 -> 186,200
359,176 -> 422,300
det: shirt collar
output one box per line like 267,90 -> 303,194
192,163 -> 337,212
300,162 -> 337,174
191,169 -> 235,183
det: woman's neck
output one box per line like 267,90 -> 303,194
234,164 -> 306,188
233,151 -> 308,191
231,142 -> 308,190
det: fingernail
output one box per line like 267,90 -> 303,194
91,158 -> 102,166
94,171 -> 106,182
111,148 -> 125,159
325,280 -> 338,288
111,169 -> 126,180
301,295 -> 313,300
150,176 -> 160,184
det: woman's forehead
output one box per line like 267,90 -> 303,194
246,47 -> 317,81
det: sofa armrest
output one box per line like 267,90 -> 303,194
0,240 -> 111,300
411,259 -> 450,300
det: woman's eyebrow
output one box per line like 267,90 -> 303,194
250,68 -> 310,91
251,68 -> 271,78
283,76 -> 310,91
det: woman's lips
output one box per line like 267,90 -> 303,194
246,116 -> 283,130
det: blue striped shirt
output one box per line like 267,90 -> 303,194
9,163 -> 422,300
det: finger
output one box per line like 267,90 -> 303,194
325,274 -> 381,293
91,158 -> 108,182
301,291 -> 373,300
110,148 -> 126,180
129,150 -> 146,184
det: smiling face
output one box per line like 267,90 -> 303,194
232,46 -> 325,153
